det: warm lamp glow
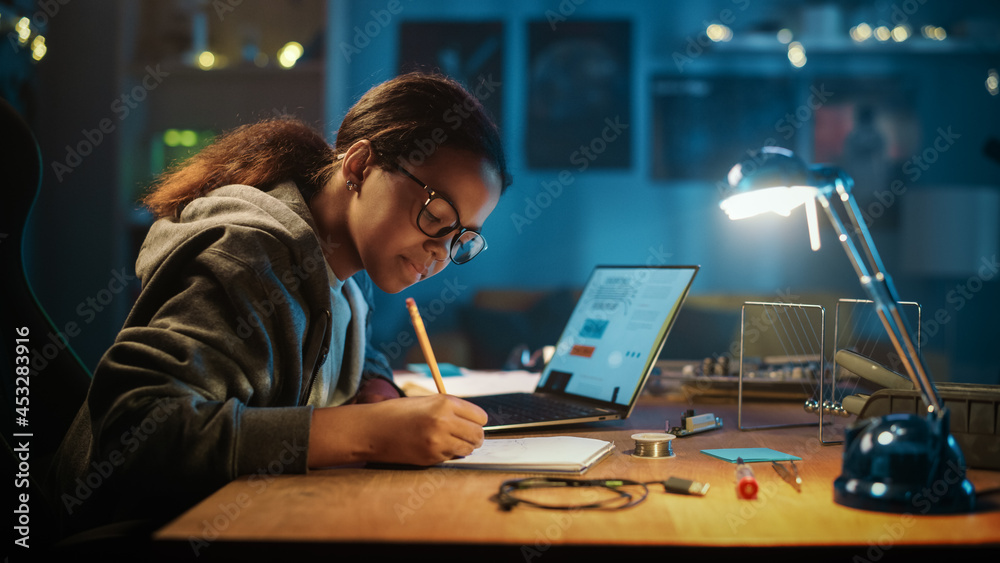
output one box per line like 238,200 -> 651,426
719,185 -> 818,220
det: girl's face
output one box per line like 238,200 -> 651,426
315,146 -> 503,294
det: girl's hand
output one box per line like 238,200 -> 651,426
308,394 -> 488,468
362,394 -> 488,465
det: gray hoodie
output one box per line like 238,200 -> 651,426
47,181 -> 394,536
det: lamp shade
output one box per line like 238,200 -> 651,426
726,146 -> 809,193
721,147 -> 820,220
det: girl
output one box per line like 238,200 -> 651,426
48,72 -> 512,536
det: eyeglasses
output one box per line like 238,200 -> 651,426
396,165 -> 487,265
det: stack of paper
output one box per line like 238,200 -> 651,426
440,436 -> 615,474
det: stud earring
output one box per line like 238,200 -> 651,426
346,180 -> 358,191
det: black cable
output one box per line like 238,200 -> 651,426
492,476 -> 710,511
493,477 -> 650,511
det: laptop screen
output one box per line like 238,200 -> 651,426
536,265 -> 699,406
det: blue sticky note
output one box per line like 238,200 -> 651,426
700,448 -> 801,463
406,363 -> 463,377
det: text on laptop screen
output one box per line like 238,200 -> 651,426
536,266 -> 697,406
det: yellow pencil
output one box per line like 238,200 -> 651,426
405,297 -> 447,394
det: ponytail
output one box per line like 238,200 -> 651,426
142,117 -> 336,219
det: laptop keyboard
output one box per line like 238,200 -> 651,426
470,393 -> 607,426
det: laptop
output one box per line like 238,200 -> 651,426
465,265 -> 699,432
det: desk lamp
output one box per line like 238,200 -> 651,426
719,146 -> 975,514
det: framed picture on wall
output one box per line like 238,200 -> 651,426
397,21 -> 505,127
526,20 -> 631,170
650,74 -> 796,184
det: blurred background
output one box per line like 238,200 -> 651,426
3,0 -> 999,383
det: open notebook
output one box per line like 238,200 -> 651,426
439,436 -> 614,473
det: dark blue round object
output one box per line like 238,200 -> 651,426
834,410 -> 975,514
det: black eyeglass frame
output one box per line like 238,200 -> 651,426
395,165 -> 487,264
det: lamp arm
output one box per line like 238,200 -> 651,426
814,178 -> 943,415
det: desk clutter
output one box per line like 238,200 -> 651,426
461,401 -> 817,512
155,398 -> 1000,548
394,286 -> 997,520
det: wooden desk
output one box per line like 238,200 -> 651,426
155,398 -> 1000,560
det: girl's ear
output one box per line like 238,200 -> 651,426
342,139 -> 374,187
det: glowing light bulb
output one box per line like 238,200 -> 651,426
31,35 -> 46,61
278,41 -> 304,68
164,129 -> 182,147
180,130 -> 198,147
16,17 -> 30,44
197,51 -> 216,70
706,24 -> 732,42
787,41 -> 807,68
851,23 -> 872,42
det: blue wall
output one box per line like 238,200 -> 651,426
326,0 -> 1000,382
